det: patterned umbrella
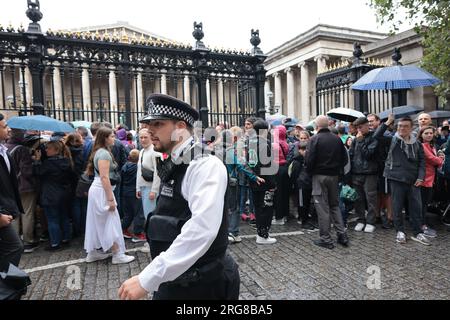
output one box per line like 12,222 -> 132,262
351,65 -> 441,90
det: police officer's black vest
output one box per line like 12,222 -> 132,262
147,143 -> 228,268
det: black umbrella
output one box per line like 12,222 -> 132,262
327,107 -> 365,122
427,110 -> 450,120
379,105 -> 424,121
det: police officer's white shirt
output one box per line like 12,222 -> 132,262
0,144 -> 11,173
138,136 -> 228,293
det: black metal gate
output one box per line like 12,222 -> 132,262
0,2 -> 267,129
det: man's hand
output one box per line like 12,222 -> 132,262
414,179 -> 423,187
256,176 -> 265,186
386,113 -> 395,126
149,192 -> 156,201
136,191 -> 142,199
0,214 -> 13,228
118,276 -> 148,300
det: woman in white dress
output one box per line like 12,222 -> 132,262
84,127 -> 135,264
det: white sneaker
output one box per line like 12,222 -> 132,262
396,231 -> 407,244
364,224 -> 376,233
86,250 -> 111,263
228,234 -> 242,244
272,219 -> 285,225
354,223 -> 365,232
256,235 -> 277,245
112,253 -> 135,264
140,242 -> 150,253
411,233 -> 431,246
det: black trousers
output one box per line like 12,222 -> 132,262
274,164 -> 290,220
298,187 -> 312,223
252,189 -> 274,238
153,254 -> 240,300
0,223 -> 23,272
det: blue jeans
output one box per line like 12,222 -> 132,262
227,186 -> 240,236
141,186 -> 157,219
71,197 -> 87,237
42,205 -> 71,246
239,185 -> 255,214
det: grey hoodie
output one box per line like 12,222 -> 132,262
383,132 -> 425,185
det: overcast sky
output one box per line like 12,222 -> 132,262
1,0 -> 412,51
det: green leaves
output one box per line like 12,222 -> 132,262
370,0 -> 450,105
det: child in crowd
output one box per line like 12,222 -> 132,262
121,149 -> 146,243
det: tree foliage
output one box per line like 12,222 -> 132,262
369,0 -> 450,105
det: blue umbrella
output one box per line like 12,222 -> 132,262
378,105 -> 423,121
7,115 -> 75,133
351,65 -> 441,90
71,120 -> 92,129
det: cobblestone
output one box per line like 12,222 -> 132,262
18,213 -> 450,300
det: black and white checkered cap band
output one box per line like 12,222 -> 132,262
148,104 -> 195,126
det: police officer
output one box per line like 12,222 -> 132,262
118,94 -> 240,300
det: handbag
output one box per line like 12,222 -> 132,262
75,173 -> 94,198
340,184 -> 359,202
0,263 -> 31,300
109,168 -> 121,186
140,150 -> 154,182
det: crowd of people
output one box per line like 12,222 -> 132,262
1,109 -> 450,271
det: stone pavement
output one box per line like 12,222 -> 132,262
19,213 -> 450,300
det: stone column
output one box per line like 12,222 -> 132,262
160,71 -> 167,94
314,55 -> 329,74
137,71 -> 144,111
285,67 -> 295,117
218,78 -> 224,113
264,79 -> 271,112
206,78 -> 211,109
183,73 -> 190,103
273,72 -> 282,113
299,61 -> 310,122
109,68 -> 118,125
53,65 -> 63,109
24,67 -> 32,108
81,66 -> 91,122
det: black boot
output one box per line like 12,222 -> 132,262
337,233 -> 349,247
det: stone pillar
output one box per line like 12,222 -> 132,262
109,68 -> 118,125
183,73 -> 190,103
273,72 -> 282,113
218,78 -> 224,113
81,66 -> 91,122
285,67 -> 295,117
137,71 -> 144,111
160,71 -> 167,94
299,61 -> 310,122
314,55 -> 329,74
53,66 -> 63,109
264,79 -> 271,112
24,67 -> 32,108
206,78 -> 211,109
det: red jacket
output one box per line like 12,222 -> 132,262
272,125 -> 289,166
422,142 -> 443,187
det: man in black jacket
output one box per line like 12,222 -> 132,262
350,117 -> 379,233
0,113 -> 24,271
306,115 -> 348,249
